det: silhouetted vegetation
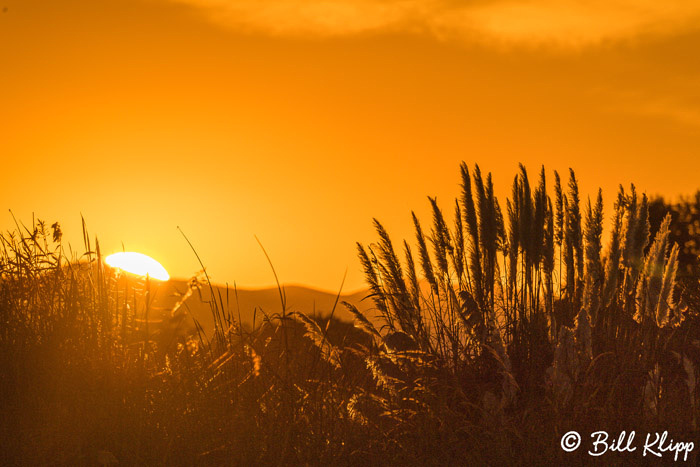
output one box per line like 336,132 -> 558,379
650,191 -> 700,277
1,164 -> 699,465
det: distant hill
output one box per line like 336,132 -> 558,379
147,279 -> 375,337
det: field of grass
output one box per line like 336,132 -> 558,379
1,163 -> 699,465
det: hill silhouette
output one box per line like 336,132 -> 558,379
147,279 -> 374,337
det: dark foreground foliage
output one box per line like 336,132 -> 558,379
1,164 -> 699,466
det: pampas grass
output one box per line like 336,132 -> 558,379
346,162 -> 698,462
1,162 -> 699,465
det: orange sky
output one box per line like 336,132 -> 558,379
1,0 -> 699,291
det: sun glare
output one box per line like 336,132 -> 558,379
104,252 -> 170,281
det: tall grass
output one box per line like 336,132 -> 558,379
0,217 -> 375,464
334,163 -> 698,462
1,162 -> 699,465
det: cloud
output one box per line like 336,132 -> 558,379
637,98 -> 700,128
434,1 -> 700,46
171,0 -> 429,36
597,81 -> 700,129
170,0 -> 700,47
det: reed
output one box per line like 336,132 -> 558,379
1,161 -> 698,465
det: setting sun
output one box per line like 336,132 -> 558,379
2,1 -> 700,464
104,252 -> 170,281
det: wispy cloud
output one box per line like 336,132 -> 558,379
436,0 -> 700,46
170,0 -> 700,47
596,80 -> 700,129
170,0 -> 429,36
637,98 -> 700,129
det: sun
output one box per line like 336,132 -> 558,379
104,252 -> 170,281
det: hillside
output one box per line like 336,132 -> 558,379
147,279 -> 374,336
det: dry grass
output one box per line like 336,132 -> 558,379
1,162 -> 699,465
